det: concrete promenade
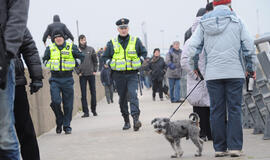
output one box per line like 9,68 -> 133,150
38,89 -> 270,160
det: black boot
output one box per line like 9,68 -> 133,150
56,126 -> 62,134
133,115 -> 142,131
123,122 -> 131,130
122,116 -> 131,130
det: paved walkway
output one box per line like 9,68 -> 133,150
38,89 -> 270,160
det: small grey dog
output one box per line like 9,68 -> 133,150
151,113 -> 203,158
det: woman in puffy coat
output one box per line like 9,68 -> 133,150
149,48 -> 167,101
181,10 -> 212,141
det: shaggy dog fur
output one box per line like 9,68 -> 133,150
151,113 -> 203,158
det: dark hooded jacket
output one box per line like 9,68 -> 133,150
0,0 -> 29,89
15,28 -> 43,86
42,15 -> 74,43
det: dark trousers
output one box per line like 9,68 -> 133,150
193,106 -> 212,140
152,79 -> 163,98
113,72 -> 140,122
79,75 -> 97,114
14,86 -> 40,160
49,77 -> 74,128
207,78 -> 244,151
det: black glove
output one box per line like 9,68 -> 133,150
30,80 -> 43,94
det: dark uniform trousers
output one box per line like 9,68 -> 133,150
112,72 -> 140,122
49,76 -> 74,129
14,86 -> 40,160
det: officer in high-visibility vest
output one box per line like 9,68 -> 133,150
43,30 -> 84,134
102,18 -> 147,131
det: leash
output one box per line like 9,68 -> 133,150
169,70 -> 204,120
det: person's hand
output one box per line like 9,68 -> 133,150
44,42 -> 47,46
30,80 -> 43,94
194,69 -> 199,77
246,71 -> 256,80
93,72 -> 96,75
193,69 -> 204,80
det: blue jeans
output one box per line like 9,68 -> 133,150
79,75 -> 97,114
113,72 -> 140,119
0,60 -> 20,160
206,78 -> 244,151
144,75 -> 151,89
49,77 -> 74,129
168,78 -> 180,102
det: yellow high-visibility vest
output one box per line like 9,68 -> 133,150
46,42 -> 75,71
110,36 -> 141,71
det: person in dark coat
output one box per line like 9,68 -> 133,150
0,0 -> 29,159
42,15 -> 74,45
149,48 -> 167,101
14,28 -> 43,160
101,64 -> 114,104
77,34 -> 98,117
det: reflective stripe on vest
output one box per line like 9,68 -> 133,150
46,42 -> 75,71
110,36 -> 141,71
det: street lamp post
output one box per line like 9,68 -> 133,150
160,29 -> 165,54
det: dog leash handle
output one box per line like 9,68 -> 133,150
169,79 -> 203,119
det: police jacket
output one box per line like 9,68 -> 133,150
15,28 -> 43,86
43,42 -> 84,78
102,34 -> 147,73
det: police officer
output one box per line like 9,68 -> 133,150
102,18 -> 147,131
43,30 -> 84,134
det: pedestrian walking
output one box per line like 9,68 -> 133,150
181,7 -> 212,142
0,0 -> 30,159
165,41 -> 182,103
149,48 -> 167,101
43,30 -> 84,134
77,34 -> 98,117
14,28 -> 43,160
42,15 -> 74,46
188,0 -> 256,157
102,18 -> 147,131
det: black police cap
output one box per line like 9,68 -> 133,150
116,18 -> 129,27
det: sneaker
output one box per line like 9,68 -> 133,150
215,151 -> 229,157
160,98 -> 164,101
81,113 -> 89,118
93,112 -> 98,116
56,126 -> 62,134
230,150 -> 243,157
152,97 -> 156,101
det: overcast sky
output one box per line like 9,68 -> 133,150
27,0 -> 270,56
